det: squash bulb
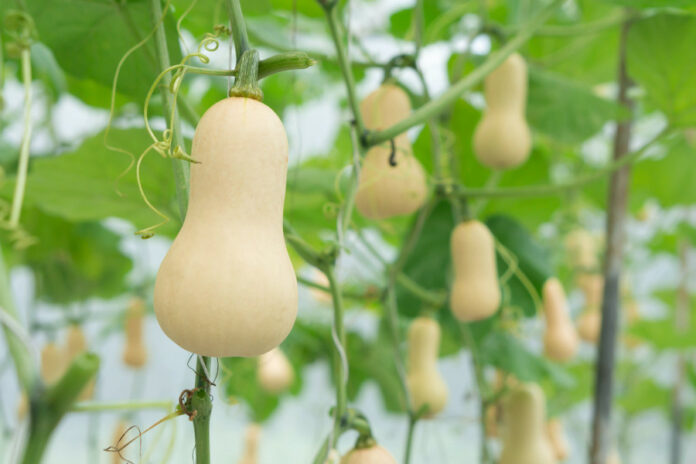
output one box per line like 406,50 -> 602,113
542,278 -> 579,362
355,84 -> 427,220
473,53 -> 531,170
576,273 -> 603,343
41,342 -> 67,384
499,384 -> 555,464
565,229 -> 598,271
238,423 -> 261,464
257,347 -> 294,394
341,444 -> 397,464
154,97 -> 298,357
450,220 -> 501,322
123,298 -> 147,368
546,418 -> 569,461
406,317 -> 448,417
65,325 -> 95,400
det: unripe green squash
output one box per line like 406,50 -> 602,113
499,384 -> 555,464
123,298 -> 147,368
341,444 -> 397,464
406,317 -> 448,417
542,278 -> 579,362
450,220 -> 501,321
473,53 -> 531,170
154,97 -> 298,357
257,347 -> 294,394
355,84 -> 427,220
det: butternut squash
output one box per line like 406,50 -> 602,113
341,444 -> 398,464
355,84 -> 427,219
41,341 -> 67,384
473,53 -> 531,170
406,317 -> 448,417
450,220 -> 501,321
65,324 -> 95,400
17,392 -> 28,420
257,347 -> 294,394
238,423 -> 261,464
542,278 -> 579,362
576,273 -> 603,343
499,384 -> 555,464
309,268 -> 332,304
485,403 -> 500,438
607,448 -> 622,464
154,97 -> 298,357
546,418 -> 569,461
111,420 -> 129,464
123,298 -> 147,368
565,229 -> 598,271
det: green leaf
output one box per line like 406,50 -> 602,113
0,129 -> 180,236
221,357 -> 280,422
628,13 -> 696,126
7,209 -> 132,304
629,316 -> 696,350
17,0 -> 183,101
618,379 -> 670,415
527,68 -> 622,145
605,0 -> 696,10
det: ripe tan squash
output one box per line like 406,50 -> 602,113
41,341 -> 67,384
473,53 -> 531,170
64,325 -> 95,400
111,420 -> 129,464
257,347 -> 294,394
499,384 -> 555,464
123,298 -> 147,368
355,84 -> 427,220
607,448 -> 622,464
154,97 -> 298,357
406,317 -> 448,417
565,229 -> 599,271
542,278 -> 579,362
576,273 -> 603,343
238,423 -> 261,464
17,392 -> 29,420
485,403 -> 500,438
546,418 -> 569,461
450,220 -> 501,321
341,444 -> 398,464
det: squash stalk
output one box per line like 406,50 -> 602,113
229,49 -> 263,101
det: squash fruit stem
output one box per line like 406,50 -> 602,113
229,49 -> 263,101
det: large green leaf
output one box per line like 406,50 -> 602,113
8,209 -> 132,304
628,13 -> 696,126
15,0 -> 183,100
527,68 -> 622,145
0,129 -> 181,236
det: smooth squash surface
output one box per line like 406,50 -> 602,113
406,317 -> 448,417
257,347 -> 294,394
154,97 -> 298,357
499,384 -> 555,464
123,298 -> 147,368
546,418 -> 569,461
450,220 -> 501,321
576,273 -> 603,343
355,84 -> 426,220
238,423 -> 261,464
473,53 -> 531,170
542,278 -> 579,362
341,445 -> 398,464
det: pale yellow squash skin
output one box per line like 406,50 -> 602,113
355,84 -> 427,220
473,53 -> 531,170
111,420 -> 129,464
607,448 -> 622,464
484,403 -> 500,438
546,418 -> 569,461
123,298 -> 147,368
499,384 -> 556,464
257,347 -> 294,394
41,342 -> 67,384
64,325 -> 95,400
154,97 -> 298,357
17,392 -> 29,420
576,273 -> 603,343
238,423 -> 261,464
565,229 -> 598,271
341,445 -> 397,464
406,317 -> 448,417
542,278 -> 579,362
450,220 -> 501,322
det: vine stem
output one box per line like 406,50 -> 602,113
149,0 -> 189,219
9,47 -> 33,227
71,400 -> 173,412
455,128 -> 668,199
670,241 -> 689,464
589,18 -> 634,464
364,0 -> 564,147
321,2 -> 366,140
224,0 -> 250,59
325,266 -> 348,455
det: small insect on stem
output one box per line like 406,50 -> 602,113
388,138 -> 397,167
